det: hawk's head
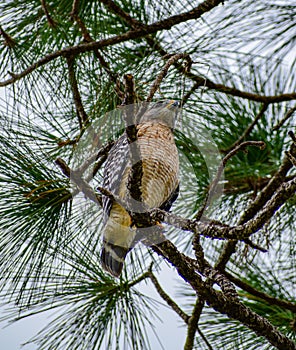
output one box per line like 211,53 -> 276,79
139,100 -> 179,128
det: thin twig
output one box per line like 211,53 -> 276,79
40,0 -> 57,28
76,140 -> 114,175
196,326 -> 214,350
151,170 -> 296,241
191,235 -> 238,299
196,140 -> 265,220
71,14 -> 92,42
288,130 -> 296,144
0,24 -> 16,48
273,105 -> 296,131
184,298 -> 206,350
122,74 -> 137,106
223,271 -> 296,314
222,141 -> 266,168
181,78 -> 206,106
70,3 -> 124,99
70,0 -> 80,18
127,271 -> 150,288
95,49 -> 123,90
243,238 -> 267,252
148,270 -> 189,323
146,53 -> 192,102
224,271 -> 296,314
286,151 -> 296,167
216,133 -> 296,271
56,157 -> 102,205
150,240 -> 296,350
66,55 -> 89,129
222,103 -> 269,153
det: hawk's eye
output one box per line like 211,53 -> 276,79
154,101 -> 165,107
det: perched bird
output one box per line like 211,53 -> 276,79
100,100 -> 180,277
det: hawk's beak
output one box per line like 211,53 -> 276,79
166,100 -> 179,109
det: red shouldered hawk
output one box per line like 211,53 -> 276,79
100,100 -> 179,277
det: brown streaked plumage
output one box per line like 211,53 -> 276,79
100,101 -> 179,277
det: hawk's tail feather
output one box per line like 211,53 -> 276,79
100,242 -> 129,277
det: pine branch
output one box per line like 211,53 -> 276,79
196,140 -> 266,220
148,269 -> 189,324
184,298 -> 208,350
2,2 -> 295,105
151,240 -> 296,350
55,157 -> 102,205
40,0 -> 57,28
146,53 -> 192,102
216,131 -> 296,270
66,54 -> 89,129
224,271 -> 296,314
98,0 -> 296,105
0,0 -> 225,86
222,103 -> 269,153
0,24 -> 16,48
273,105 -> 296,131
